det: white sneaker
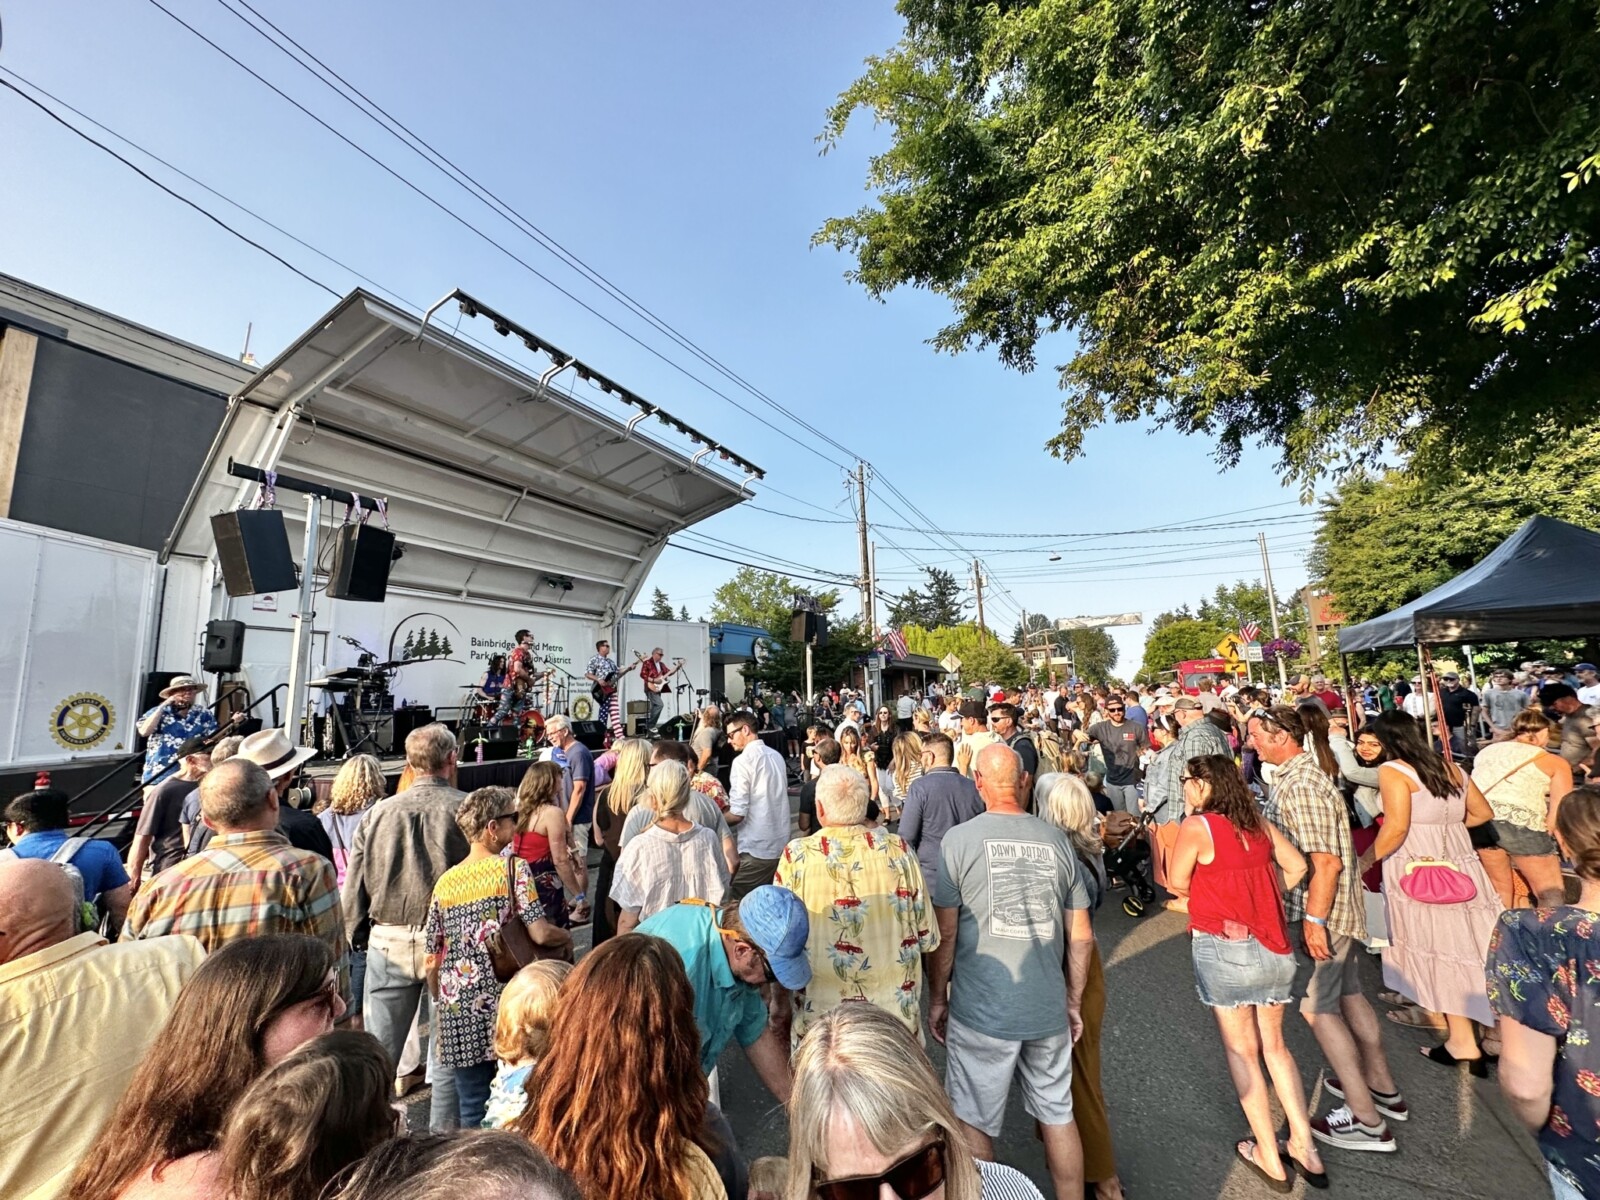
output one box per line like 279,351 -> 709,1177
1311,1104 -> 1397,1153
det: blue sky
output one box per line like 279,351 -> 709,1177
0,1 -> 1314,670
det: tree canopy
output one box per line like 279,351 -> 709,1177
818,0 -> 1600,486
1137,619 -> 1231,683
1195,580 -> 1302,644
885,567 -> 965,629
706,567 -> 841,638
904,622 -> 1028,688
744,615 -> 874,697
1011,613 -> 1118,683
648,587 -> 675,621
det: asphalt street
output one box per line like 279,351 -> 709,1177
410,791 -> 1552,1199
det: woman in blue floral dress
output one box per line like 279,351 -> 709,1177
425,786 -> 571,1128
1488,783 -> 1600,1200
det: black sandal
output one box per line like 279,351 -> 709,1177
1235,1140 -> 1293,1194
1421,1044 -> 1488,1078
1278,1140 -> 1328,1189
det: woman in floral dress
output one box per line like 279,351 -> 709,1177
426,786 -> 571,1128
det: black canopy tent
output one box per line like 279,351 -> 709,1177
1335,515 -> 1600,739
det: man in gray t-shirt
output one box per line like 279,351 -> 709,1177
928,742 -> 1095,1196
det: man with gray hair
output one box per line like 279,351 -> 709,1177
930,742 -> 1095,1199
0,859 -> 203,1199
775,763 -> 938,1047
121,759 -> 345,978
343,722 -> 469,1129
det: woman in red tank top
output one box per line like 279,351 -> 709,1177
1169,755 -> 1324,1192
511,760 -> 586,928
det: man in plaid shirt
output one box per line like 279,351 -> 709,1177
1251,706 -> 1405,1154
121,758 -> 346,995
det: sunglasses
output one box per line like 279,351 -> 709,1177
495,811 -> 518,822
813,1141 -> 945,1200
1105,707 -> 1125,713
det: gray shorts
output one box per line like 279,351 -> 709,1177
944,1014 -> 1074,1136
1492,820 -> 1561,858
1294,933 -> 1363,1015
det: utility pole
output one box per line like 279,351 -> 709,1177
973,559 -> 987,644
855,462 -> 873,631
1258,532 -> 1289,688
869,539 -> 881,709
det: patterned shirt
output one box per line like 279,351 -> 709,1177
586,654 -> 619,683
1268,752 -> 1365,940
424,854 -> 546,1068
121,829 -> 347,988
1487,906 -> 1600,1195
774,824 -> 939,1045
137,703 -> 219,784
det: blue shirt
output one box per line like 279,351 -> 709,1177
557,741 -> 597,825
636,901 -> 767,1074
6,830 -> 130,903
1123,703 -> 1149,726
138,704 -> 218,784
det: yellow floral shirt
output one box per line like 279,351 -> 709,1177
774,824 -> 939,1045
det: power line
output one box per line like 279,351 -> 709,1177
0,74 -> 338,299
139,0 -> 853,473
662,541 -> 856,590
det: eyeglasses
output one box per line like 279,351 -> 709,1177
813,1141 -> 945,1200
495,811 -> 518,823
1105,707 -> 1125,714
1179,774 -> 1199,784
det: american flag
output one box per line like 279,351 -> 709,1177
882,627 -> 909,661
1239,621 -> 1262,643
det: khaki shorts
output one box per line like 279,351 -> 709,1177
1294,933 -> 1363,1015
944,1014 -> 1074,1136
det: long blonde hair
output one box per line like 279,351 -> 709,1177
891,732 -> 924,796
328,754 -> 386,815
1034,772 -> 1102,860
785,1005 -> 979,1200
606,738 -> 651,818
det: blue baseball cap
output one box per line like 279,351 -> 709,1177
738,886 -> 811,990
1577,663 -> 1598,674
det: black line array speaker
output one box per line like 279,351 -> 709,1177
789,610 -> 829,648
212,510 -> 298,597
327,523 -> 396,602
202,619 -> 245,673
571,720 -> 608,750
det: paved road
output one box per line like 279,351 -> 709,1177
408,789 -> 1550,1199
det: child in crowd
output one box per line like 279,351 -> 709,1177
482,960 -> 572,1130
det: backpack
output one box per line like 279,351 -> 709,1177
0,837 -> 98,931
1030,728 -> 1067,776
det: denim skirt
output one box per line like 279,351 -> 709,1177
1191,931 -> 1297,1008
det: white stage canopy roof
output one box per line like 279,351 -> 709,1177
165,289 -> 755,626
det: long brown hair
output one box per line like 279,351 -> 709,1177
1188,755 -> 1265,842
1371,710 -> 1459,799
1557,785 -> 1600,883
515,935 -> 712,1200
1295,702 -> 1338,779
516,760 -> 564,832
218,1030 -> 395,1200
67,935 -> 337,1200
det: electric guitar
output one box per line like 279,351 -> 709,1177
590,656 -> 639,702
642,655 -> 687,693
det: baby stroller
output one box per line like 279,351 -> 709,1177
1101,807 -> 1160,918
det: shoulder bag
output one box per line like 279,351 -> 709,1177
487,856 -> 543,982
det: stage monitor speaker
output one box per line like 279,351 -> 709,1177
571,720 -> 608,750
211,510 -> 298,597
326,523 -> 397,602
202,619 -> 245,673
457,723 -> 519,761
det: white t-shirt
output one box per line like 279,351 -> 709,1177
897,694 -> 916,719
1579,684 -> 1600,707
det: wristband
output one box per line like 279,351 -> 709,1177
573,892 -> 586,903
1304,914 -> 1328,927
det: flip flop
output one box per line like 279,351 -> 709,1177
1235,1140 -> 1292,1194
1278,1141 -> 1328,1190
1377,990 -> 1409,1006
1386,1007 -> 1447,1031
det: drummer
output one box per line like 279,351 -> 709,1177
476,654 -> 509,705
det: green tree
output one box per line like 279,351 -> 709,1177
818,1 -> 1600,486
1062,628 -> 1119,686
679,605 -> 691,622
744,615 -> 875,697
886,567 -> 965,629
1137,619 -> 1231,683
1310,428 -> 1600,625
648,587 -> 675,621
1195,580 -> 1302,643
904,622 -> 1027,689
1148,606 -> 1194,634
707,567 -> 841,638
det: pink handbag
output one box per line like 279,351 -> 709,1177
1399,857 -> 1478,904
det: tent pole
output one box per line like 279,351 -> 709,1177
1416,642 -> 1434,745
1339,652 -> 1355,728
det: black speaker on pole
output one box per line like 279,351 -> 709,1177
202,619 -> 245,673
326,524 -> 397,602
790,610 -> 829,648
571,720 -> 608,750
211,510 -> 298,597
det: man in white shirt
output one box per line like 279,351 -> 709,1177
834,703 -> 864,741
896,690 -> 917,729
1577,663 -> 1600,708
1401,677 -> 1436,718
725,711 -> 791,901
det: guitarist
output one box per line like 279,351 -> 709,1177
584,639 -> 635,744
639,647 -> 682,732
493,628 -> 546,729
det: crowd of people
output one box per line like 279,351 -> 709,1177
5,657 -> 1600,1199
